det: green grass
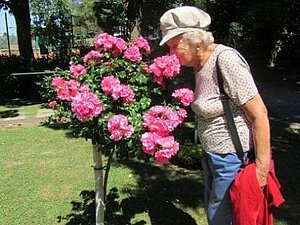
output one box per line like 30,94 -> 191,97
0,125 -> 206,225
0,126 -> 94,225
0,105 -> 299,224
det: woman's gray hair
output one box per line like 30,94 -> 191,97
182,30 -> 214,47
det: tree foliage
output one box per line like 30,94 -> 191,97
0,0 -> 34,62
68,0 -> 100,39
93,0 -> 127,35
30,0 -> 73,53
1,0 -> 299,68
92,0 -> 204,39
206,0 -> 300,66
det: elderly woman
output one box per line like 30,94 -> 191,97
159,6 -> 271,225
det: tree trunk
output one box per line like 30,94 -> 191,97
103,145 -> 115,199
127,0 -> 142,39
92,140 -> 105,225
10,0 -> 34,62
268,40 -> 283,68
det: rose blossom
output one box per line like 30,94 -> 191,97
48,100 -> 57,108
95,33 -> 127,54
101,76 -> 121,96
71,89 -> 103,121
120,84 -> 135,104
143,105 -> 184,135
84,50 -> 103,65
140,132 -> 159,155
52,78 -> 79,100
155,135 -> 179,164
172,88 -> 194,106
70,64 -> 87,79
133,36 -> 151,54
79,84 -> 90,92
177,108 -> 187,123
95,33 -> 116,51
51,77 -> 65,88
108,114 -> 134,141
124,46 -> 141,62
114,37 -> 127,52
140,132 -> 179,164
101,76 -> 135,103
149,54 -> 180,85
155,144 -> 179,164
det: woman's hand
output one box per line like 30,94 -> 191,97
256,165 -> 268,187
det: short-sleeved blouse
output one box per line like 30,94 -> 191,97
191,44 -> 258,154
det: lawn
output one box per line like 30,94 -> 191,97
0,109 -> 299,224
0,125 -> 206,225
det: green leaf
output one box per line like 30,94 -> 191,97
127,140 -> 133,148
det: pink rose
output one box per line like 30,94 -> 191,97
142,105 -> 184,135
95,33 -> 116,51
101,76 -> 121,95
71,90 -> 103,121
149,54 -> 180,85
155,136 -> 179,164
133,36 -> 151,54
124,46 -> 141,62
177,108 -> 187,123
56,79 -> 79,100
114,37 -> 127,52
120,85 -> 135,104
108,114 -> 134,141
172,88 -> 194,106
51,77 -> 65,88
101,76 -> 135,103
70,64 -> 87,79
48,100 -> 57,108
84,50 -> 103,65
140,132 -> 159,155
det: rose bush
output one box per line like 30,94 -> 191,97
40,32 -> 194,164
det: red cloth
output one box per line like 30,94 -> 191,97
230,160 -> 285,225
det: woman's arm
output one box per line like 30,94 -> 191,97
241,93 -> 271,186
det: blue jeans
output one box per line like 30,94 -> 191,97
202,151 -> 250,225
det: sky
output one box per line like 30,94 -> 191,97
0,10 -> 17,35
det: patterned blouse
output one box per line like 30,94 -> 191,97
191,44 -> 258,154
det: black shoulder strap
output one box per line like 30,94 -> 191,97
216,50 -> 244,164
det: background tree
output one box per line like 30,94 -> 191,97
206,0 -> 300,67
30,0 -> 73,57
276,0 -> 300,66
72,0 -> 100,41
1,0 -> 299,69
92,0 -> 204,40
0,0 -> 34,62
93,0 -> 127,36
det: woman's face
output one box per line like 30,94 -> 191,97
166,34 -> 197,67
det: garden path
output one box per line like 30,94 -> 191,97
0,108 -> 53,128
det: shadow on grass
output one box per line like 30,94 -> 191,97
0,97 -> 43,108
0,109 -> 20,118
269,115 -> 300,225
57,190 -> 96,225
57,114 -> 300,225
58,161 -> 203,225
0,97 -> 44,119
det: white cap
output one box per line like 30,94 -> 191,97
159,6 -> 211,46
